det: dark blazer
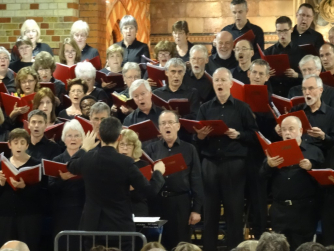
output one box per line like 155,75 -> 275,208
67,146 -> 164,231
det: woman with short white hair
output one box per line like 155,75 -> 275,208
49,119 -> 86,251
70,20 -> 100,61
115,15 -> 150,65
10,19 -> 53,62
0,47 -> 16,93
75,61 -> 110,105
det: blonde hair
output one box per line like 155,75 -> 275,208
70,20 -> 90,37
140,242 -> 165,251
173,242 -> 201,251
15,67 -> 40,95
154,41 -> 177,59
106,44 -> 124,58
20,19 -> 41,42
119,129 -> 143,159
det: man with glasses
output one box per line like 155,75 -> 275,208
231,39 -> 254,83
145,110 -> 203,250
291,3 -> 324,51
288,55 -> 334,108
212,0 -> 264,59
265,16 -> 304,97
183,45 -> 214,103
206,31 -> 238,76
0,47 -> 15,93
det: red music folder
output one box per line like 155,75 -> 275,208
23,121 -> 65,142
299,44 -> 318,56
42,159 -> 80,180
125,120 -> 160,142
146,64 -> 168,85
111,92 -> 137,110
308,169 -> 334,185
95,71 -> 125,89
179,118 -> 229,136
269,105 -> 312,132
152,94 -> 190,116
319,71 -> 334,88
256,131 -> 304,168
271,94 -> 305,114
139,165 -> 153,181
1,93 -> 35,122
234,30 -> 256,46
231,78 -> 270,112
140,152 -> 188,177
0,82 -> 9,94
53,63 -> 76,89
257,44 -> 290,76
1,153 -> 41,191
84,56 -> 102,70
39,82 -> 56,95
0,143 -> 11,159
74,115 -> 93,134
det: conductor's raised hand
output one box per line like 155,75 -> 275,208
153,161 -> 165,175
81,131 -> 100,152
10,177 -> 26,189
188,212 -> 201,225
266,150 -> 284,168
194,126 -> 213,140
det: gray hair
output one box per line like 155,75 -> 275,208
303,74 -> 323,88
120,15 -> 138,32
129,79 -> 152,99
61,119 -> 85,142
75,61 -> 96,79
237,240 -> 259,251
165,58 -> 186,72
329,27 -> 334,34
0,46 -> 11,61
122,62 -> 141,76
250,59 -> 270,75
89,102 -> 111,118
212,67 -> 233,81
70,20 -> 90,37
190,44 -> 208,59
28,109 -> 47,122
299,55 -> 322,71
281,115 -> 302,129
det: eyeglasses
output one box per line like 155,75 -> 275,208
301,86 -> 319,92
190,57 -> 205,62
119,142 -> 134,148
276,29 -> 290,34
298,13 -> 313,19
159,121 -> 178,127
0,57 -> 9,61
21,79 -> 35,85
70,89 -> 83,94
66,134 -> 82,139
65,50 -> 76,55
158,52 -> 170,57
233,47 -> 252,52
38,68 -> 51,73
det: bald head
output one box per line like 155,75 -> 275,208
281,116 -> 303,143
320,43 -> 334,71
216,31 -> 234,60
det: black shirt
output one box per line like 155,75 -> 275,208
49,150 -> 85,208
205,52 -> 238,76
1,69 -> 16,93
90,87 -> 111,106
217,20 -> 264,59
183,70 -> 215,103
0,157 -> 43,216
153,84 -> 200,120
144,138 -> 204,213
27,136 -> 62,161
264,41 -> 304,97
58,109 -> 75,120
177,41 -> 194,63
261,141 -> 324,201
116,39 -> 150,65
9,61 -> 33,73
81,44 -> 100,61
291,25 -> 325,52
288,84 -> 334,109
123,103 -> 164,127
50,77 -> 66,99
10,42 -> 53,63
196,95 -> 258,158
290,102 -> 334,153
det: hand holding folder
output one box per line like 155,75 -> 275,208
141,152 -> 188,177
308,169 -> 334,185
95,71 -> 125,89
146,64 -> 168,85
1,93 -> 35,122
111,92 -> 137,110
179,118 -> 229,136
1,153 -> 41,191
271,94 -> 305,114
42,159 -> 79,180
256,131 -> 304,168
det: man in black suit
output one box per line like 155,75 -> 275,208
67,117 -> 165,251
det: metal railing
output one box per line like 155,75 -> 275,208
54,231 -> 147,251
